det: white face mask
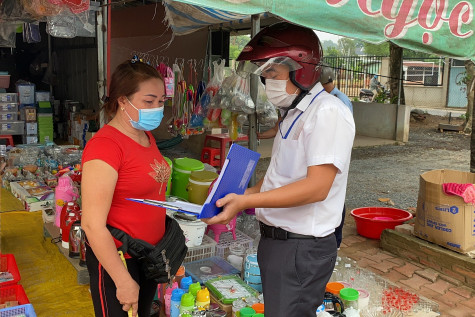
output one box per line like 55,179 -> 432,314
265,79 -> 299,108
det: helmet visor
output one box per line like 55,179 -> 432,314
253,57 -> 302,79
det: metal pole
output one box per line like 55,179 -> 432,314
397,57 -> 403,106
97,3 -> 106,127
47,34 -> 53,97
248,14 -> 260,187
395,55 -> 404,140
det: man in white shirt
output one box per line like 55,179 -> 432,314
203,22 -> 355,317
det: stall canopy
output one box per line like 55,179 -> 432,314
164,0 -> 475,62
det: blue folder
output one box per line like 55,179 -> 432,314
128,143 -> 261,219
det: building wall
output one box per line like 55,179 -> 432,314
110,4 -> 209,153
380,57 -> 451,109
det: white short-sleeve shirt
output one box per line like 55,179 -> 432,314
256,82 -> 356,237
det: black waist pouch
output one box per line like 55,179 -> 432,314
107,216 -> 188,284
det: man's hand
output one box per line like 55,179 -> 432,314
202,193 -> 246,225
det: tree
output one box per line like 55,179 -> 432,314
389,42 -> 405,105
229,35 -> 250,60
337,38 -> 356,56
325,46 -> 341,57
363,42 -> 389,56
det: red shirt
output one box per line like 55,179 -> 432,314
82,125 -> 170,247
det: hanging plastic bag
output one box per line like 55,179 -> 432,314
164,66 -> 175,98
256,81 -> 278,126
47,10 -> 77,38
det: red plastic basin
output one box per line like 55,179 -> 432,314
350,207 -> 413,239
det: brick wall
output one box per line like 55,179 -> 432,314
381,230 -> 475,288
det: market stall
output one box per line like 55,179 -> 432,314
1,1 -> 474,316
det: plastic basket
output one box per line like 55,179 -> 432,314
0,285 -> 29,305
0,255 -> 21,287
211,229 -> 253,258
0,304 -> 36,317
183,234 -> 217,263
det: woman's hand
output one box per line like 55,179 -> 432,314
116,278 -> 140,316
202,193 -> 246,225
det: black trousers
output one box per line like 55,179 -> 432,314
334,205 -> 346,248
86,244 -> 158,317
257,234 -> 337,317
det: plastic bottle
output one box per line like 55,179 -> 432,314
175,264 -> 186,286
180,276 -> 193,293
189,282 -> 201,298
180,293 -> 195,314
195,287 -> 210,311
164,282 -> 179,317
170,288 -> 185,317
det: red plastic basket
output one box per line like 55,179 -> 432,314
0,255 -> 20,287
0,285 -> 29,305
350,207 -> 413,239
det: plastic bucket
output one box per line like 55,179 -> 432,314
163,156 -> 172,197
350,207 -> 413,239
171,158 -> 204,200
173,213 -> 207,247
186,170 -> 218,204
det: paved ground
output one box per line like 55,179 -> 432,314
339,235 -> 475,316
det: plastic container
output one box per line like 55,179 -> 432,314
0,303 -> 36,317
0,254 -> 21,287
339,287 -> 359,310
251,302 -> 264,314
0,93 -> 17,103
356,288 -> 370,309
196,287 -> 210,310
184,256 -> 240,285
171,157 -> 204,200
163,156 -> 173,197
0,103 -> 17,112
350,207 -> 413,239
179,293 -> 195,314
0,121 -> 24,135
326,282 -> 345,295
213,229 -> 253,259
180,276 -> 192,292
183,234 -> 217,263
189,282 -> 201,297
173,212 -> 207,247
174,265 -> 185,286
0,285 -> 30,305
0,112 -> 17,121
239,307 -> 256,317
186,170 -> 218,204
170,288 -> 184,317
205,275 -> 258,305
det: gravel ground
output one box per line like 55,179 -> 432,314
162,113 -> 471,235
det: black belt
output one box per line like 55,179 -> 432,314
259,222 -> 315,240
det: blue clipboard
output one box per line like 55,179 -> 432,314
128,143 -> 261,219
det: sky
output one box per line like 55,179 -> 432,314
315,30 -> 342,44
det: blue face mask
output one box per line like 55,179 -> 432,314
125,98 -> 164,131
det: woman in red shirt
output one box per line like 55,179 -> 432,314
81,59 -> 172,317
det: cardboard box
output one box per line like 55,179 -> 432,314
24,197 -> 54,212
414,169 -> 475,258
